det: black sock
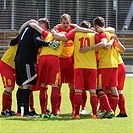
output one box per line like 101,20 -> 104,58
16,88 -> 23,113
21,89 -> 31,115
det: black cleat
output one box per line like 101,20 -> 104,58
116,113 -> 128,118
28,110 -> 39,118
101,110 -> 115,119
46,109 -> 52,116
10,110 -> 16,116
1,110 -> 16,116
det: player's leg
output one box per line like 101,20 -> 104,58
73,68 -> 84,119
40,85 -> 48,117
73,89 -> 82,119
68,83 -> 75,115
110,68 -> 119,114
57,85 -> 62,115
110,86 -> 119,114
50,84 -> 59,118
15,62 -> 37,117
80,90 -> 87,115
0,61 -> 16,116
116,63 -> 127,117
97,69 -> 114,118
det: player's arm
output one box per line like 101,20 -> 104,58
9,34 -> 19,46
70,26 -> 96,33
19,19 -> 38,33
97,27 -> 115,33
104,34 -> 116,50
29,22 -> 43,34
104,34 -> 125,51
103,27 -> 115,33
70,23 -> 79,28
54,24 -> 62,29
79,32 -> 107,53
116,40 -> 125,52
51,29 -> 68,41
79,40 -> 106,53
33,32 -> 60,50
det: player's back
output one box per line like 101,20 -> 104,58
40,32 -> 65,57
15,26 -> 41,64
74,32 -> 97,69
98,32 -> 118,68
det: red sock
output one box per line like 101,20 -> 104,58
74,92 -> 82,116
107,93 -> 112,107
82,91 -> 87,109
69,90 -> 75,113
112,95 -> 119,113
118,94 -> 127,114
99,98 -> 105,112
57,91 -> 62,112
90,93 -> 98,115
2,90 -> 12,111
7,93 -> 12,111
46,92 -> 48,109
29,91 -> 35,111
40,87 -> 47,114
51,87 -> 59,116
98,93 -> 111,112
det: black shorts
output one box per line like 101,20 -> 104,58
15,62 -> 37,86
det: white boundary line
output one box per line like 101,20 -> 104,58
126,74 -> 133,77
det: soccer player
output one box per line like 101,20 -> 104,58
104,38 -> 128,118
29,18 -> 52,117
113,39 -> 128,117
79,16 -> 119,118
29,20 -> 66,118
51,22 -> 100,119
79,20 -> 91,115
10,19 -> 59,117
54,14 -> 78,115
0,39 -> 18,116
0,19 -> 38,116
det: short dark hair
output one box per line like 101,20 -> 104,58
80,20 -> 91,29
38,18 -> 50,30
93,16 -> 105,27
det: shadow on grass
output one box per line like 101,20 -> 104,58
0,113 -> 93,121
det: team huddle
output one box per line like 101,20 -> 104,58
0,14 -> 128,119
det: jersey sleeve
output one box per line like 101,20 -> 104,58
9,35 -> 19,46
65,32 -> 75,41
99,32 -> 107,40
33,31 -> 49,47
94,33 -> 100,44
42,30 -> 49,38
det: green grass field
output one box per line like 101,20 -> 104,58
0,77 -> 133,133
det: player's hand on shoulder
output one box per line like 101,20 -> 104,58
29,19 -> 38,24
48,41 -> 60,50
79,45 -> 90,53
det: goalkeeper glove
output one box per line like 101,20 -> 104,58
48,41 -> 60,50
